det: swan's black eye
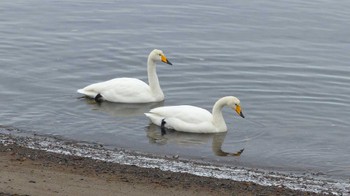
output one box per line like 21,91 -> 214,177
158,54 -> 162,56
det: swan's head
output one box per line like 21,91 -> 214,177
227,96 -> 245,118
149,49 -> 172,65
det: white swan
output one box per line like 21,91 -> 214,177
77,49 -> 172,103
144,96 -> 245,133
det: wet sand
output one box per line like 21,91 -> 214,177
0,143 -> 326,196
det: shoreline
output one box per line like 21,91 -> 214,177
0,142 -> 326,196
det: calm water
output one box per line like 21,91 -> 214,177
1,0 -> 350,180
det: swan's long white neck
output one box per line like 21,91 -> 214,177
147,57 -> 163,98
211,97 -> 231,132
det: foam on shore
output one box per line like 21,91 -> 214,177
1,127 -> 349,195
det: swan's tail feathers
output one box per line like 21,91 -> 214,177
77,89 -> 85,94
144,113 -> 153,121
77,88 -> 98,98
144,113 -> 162,126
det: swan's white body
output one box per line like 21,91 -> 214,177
145,96 -> 244,133
77,49 -> 172,103
77,78 -> 161,103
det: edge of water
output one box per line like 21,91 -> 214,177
0,127 -> 349,195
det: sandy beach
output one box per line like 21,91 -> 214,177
0,143 -> 326,196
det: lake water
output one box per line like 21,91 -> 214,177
1,0 -> 350,192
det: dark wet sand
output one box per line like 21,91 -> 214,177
0,143 -> 326,196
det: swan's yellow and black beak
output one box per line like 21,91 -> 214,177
235,105 -> 245,118
161,54 -> 172,65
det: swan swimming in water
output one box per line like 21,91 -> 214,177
77,49 -> 172,103
144,96 -> 245,133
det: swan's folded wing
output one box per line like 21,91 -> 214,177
145,106 -> 215,133
79,78 -> 152,103
99,78 -> 152,103
165,117 -> 215,133
78,78 -> 120,98
148,105 -> 212,123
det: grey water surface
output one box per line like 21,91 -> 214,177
1,0 -> 350,182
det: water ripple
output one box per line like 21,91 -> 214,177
1,0 -> 350,182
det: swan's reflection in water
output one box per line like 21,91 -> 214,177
80,98 -> 243,157
146,124 -> 244,157
82,98 -> 164,117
